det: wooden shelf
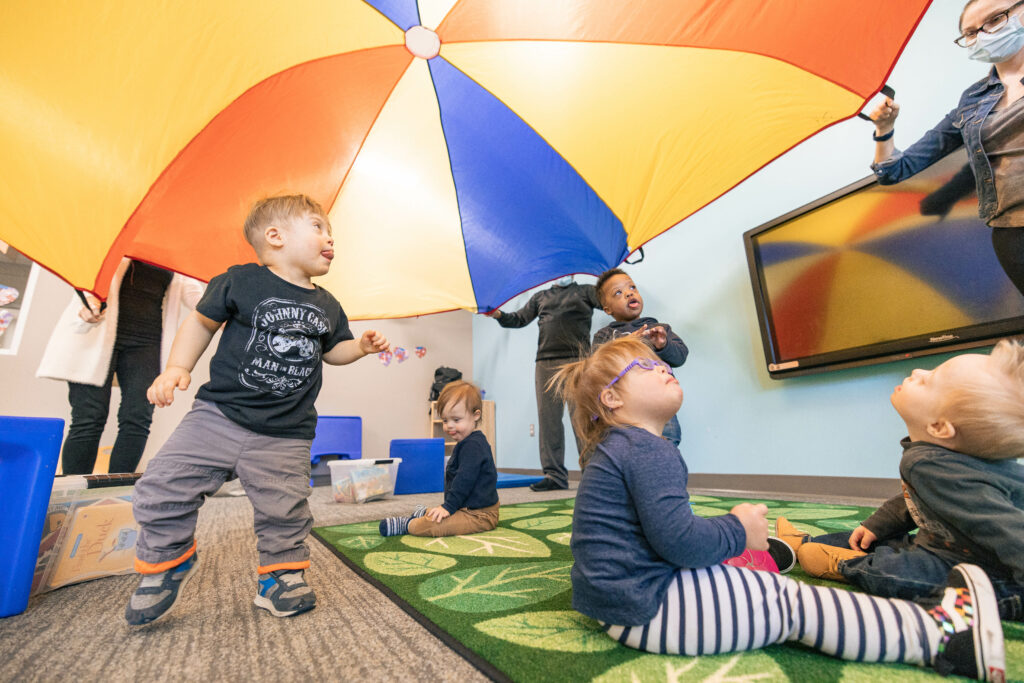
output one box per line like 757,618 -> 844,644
428,399 -> 496,461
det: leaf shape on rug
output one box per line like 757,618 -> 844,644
594,651 -> 788,682
401,529 -> 551,558
475,610 -> 616,652
498,506 -> 549,520
334,535 -> 385,550
511,515 -> 572,531
319,521 -> 382,536
364,552 -> 456,576
419,561 -> 571,613
547,532 -> 572,546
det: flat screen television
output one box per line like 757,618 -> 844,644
744,149 -> 1024,378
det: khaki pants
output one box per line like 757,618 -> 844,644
408,502 -> 500,537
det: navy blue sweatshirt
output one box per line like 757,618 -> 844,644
592,317 -> 688,367
442,431 -> 499,514
571,426 -> 745,625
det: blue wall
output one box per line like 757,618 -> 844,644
474,0 -> 992,478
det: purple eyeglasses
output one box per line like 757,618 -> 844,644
603,357 -> 673,392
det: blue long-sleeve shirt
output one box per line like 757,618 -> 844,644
592,317 -> 689,367
441,430 -> 499,514
570,426 -> 745,625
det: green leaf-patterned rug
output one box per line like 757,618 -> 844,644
312,496 -> 1023,682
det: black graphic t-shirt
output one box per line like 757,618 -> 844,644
196,264 -> 353,438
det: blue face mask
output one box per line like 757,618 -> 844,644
968,15 -> 1024,63
555,275 -> 573,286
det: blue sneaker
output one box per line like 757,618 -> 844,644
254,569 -> 316,617
124,552 -> 199,626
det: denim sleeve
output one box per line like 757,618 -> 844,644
871,108 -> 965,185
906,457 -> 1024,584
624,448 -> 746,568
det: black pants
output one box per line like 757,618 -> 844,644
61,340 -> 160,474
992,227 -> 1024,298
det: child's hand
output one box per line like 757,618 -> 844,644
643,325 -> 668,350
358,329 -> 390,355
425,506 -> 450,523
848,525 -> 877,551
147,367 -> 191,407
730,503 -> 769,551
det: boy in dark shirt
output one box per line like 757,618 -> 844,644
592,268 -> 688,445
125,195 -> 389,625
379,381 -> 499,537
781,340 -> 1024,621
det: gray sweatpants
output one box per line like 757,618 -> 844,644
535,358 -> 584,487
133,400 -> 313,572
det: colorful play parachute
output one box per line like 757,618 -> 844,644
0,1 -> 931,319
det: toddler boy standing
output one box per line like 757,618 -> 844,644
125,195 -> 389,625
592,268 -> 689,445
782,340 -> 1024,622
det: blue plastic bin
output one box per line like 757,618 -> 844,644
0,416 -> 64,618
390,438 -> 445,495
310,416 -> 362,486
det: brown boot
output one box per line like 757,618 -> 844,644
774,516 -> 810,554
796,543 -> 867,582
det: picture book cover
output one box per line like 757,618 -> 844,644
47,497 -> 138,589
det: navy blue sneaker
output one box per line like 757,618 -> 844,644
254,569 -> 316,617
125,552 -> 199,626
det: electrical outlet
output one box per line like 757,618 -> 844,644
529,424 -> 535,436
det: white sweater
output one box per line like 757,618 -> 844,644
37,259 -> 205,386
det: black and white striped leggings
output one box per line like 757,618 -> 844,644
603,564 -> 940,666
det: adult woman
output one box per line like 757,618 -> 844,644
37,259 -> 204,474
871,0 -> 1024,296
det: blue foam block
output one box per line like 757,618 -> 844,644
495,472 -> 545,489
390,439 -> 445,495
0,416 -> 64,618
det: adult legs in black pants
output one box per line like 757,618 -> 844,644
60,341 -> 160,474
992,227 -> 1024,299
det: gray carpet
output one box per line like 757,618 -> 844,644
0,484 -> 577,682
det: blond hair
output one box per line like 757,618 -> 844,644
243,194 -> 329,253
437,380 -> 483,420
943,338 -> 1024,459
549,336 -> 658,467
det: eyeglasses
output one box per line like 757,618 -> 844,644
602,357 -> 673,392
955,0 -> 1024,46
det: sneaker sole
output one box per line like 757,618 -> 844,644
253,595 -> 316,618
952,563 -> 1006,682
766,536 -> 796,574
129,555 -> 200,626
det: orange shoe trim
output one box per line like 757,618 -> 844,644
258,560 -> 310,575
134,541 -> 197,575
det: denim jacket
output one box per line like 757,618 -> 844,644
872,68 -> 1005,222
